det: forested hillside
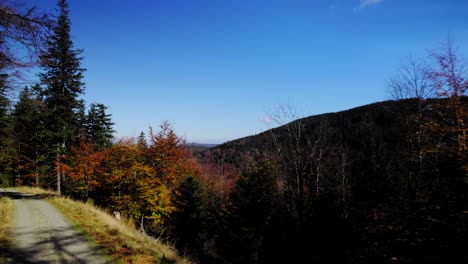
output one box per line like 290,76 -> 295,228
192,97 -> 467,263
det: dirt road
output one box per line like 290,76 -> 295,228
3,190 -> 109,264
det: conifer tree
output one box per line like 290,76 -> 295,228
172,176 -> 208,256
0,74 -> 14,186
228,161 -> 277,263
38,0 -> 85,195
12,87 -> 46,186
85,103 -> 114,149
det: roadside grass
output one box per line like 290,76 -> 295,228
49,196 -> 191,264
0,197 -> 14,264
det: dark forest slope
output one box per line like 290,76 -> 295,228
192,98 -> 468,263
200,99 -> 419,173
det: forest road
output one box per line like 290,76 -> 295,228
2,189 -> 109,264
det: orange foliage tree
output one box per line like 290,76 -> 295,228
66,136 -> 105,199
141,122 -> 201,227
65,122 -> 202,232
146,122 -> 200,188
427,40 -> 467,173
100,138 -> 149,219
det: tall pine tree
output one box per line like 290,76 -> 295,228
85,103 -> 114,149
0,74 -> 14,187
12,87 -> 46,186
38,0 -> 85,195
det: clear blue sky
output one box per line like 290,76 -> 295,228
34,0 -> 468,143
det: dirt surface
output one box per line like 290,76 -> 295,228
2,190 -> 109,264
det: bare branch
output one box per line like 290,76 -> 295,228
0,0 -> 51,79
387,55 -> 435,100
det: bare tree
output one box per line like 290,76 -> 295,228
0,0 -> 50,78
388,55 -> 434,100
387,54 -> 438,201
334,144 -> 351,218
305,118 -> 331,198
387,38 -> 468,199
266,105 -> 307,222
266,105 -> 332,223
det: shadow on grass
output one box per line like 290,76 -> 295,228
0,190 -> 56,200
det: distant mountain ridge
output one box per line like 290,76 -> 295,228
187,142 -> 219,148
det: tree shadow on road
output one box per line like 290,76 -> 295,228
0,190 -> 56,200
2,227 -> 112,264
0,190 -> 113,264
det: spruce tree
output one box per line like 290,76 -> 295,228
0,75 -> 10,140
13,87 -> 46,186
85,103 -> 114,149
38,0 -> 85,195
0,74 -> 14,187
228,161 -> 277,263
172,176 -> 208,257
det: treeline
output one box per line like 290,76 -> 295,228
0,0 -> 114,193
0,0 -> 237,256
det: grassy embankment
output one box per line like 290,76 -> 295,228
0,195 -> 14,264
13,187 -> 190,264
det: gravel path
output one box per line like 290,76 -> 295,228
3,190 -> 109,264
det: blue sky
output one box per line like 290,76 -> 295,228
34,0 -> 468,143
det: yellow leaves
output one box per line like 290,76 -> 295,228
143,185 -> 176,226
147,122 -> 192,189
66,123 -> 201,229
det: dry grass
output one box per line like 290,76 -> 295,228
49,196 -> 191,264
0,196 -> 14,264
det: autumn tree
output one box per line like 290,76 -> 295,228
80,124 -> 201,234
135,122 -> 202,230
147,121 -> 198,189
37,0 -> 85,195
427,39 -> 467,173
100,138 -> 151,218
66,137 -> 106,199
